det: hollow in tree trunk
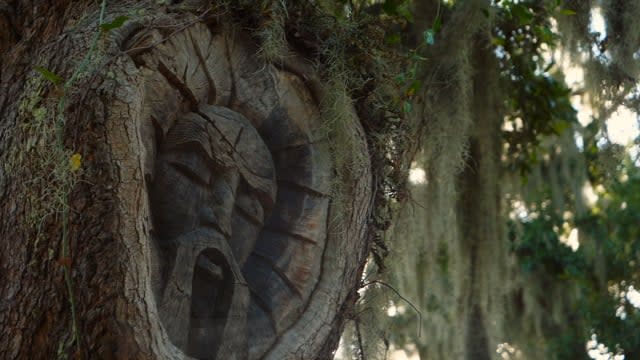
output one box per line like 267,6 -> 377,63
0,2 -> 373,359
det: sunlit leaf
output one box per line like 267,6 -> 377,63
34,66 -> 64,85
69,153 -> 82,172
491,37 -> 506,46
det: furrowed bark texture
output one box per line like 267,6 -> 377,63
0,2 -> 373,359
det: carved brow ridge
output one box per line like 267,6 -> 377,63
195,108 -> 277,187
162,121 -> 224,171
162,109 -> 276,203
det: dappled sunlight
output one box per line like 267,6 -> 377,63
389,345 -> 420,360
351,1 -> 640,359
587,334 -> 625,360
609,283 -> 640,321
387,303 -> 407,317
607,107 -> 639,145
626,286 -> 640,308
409,167 -> 427,184
509,199 -> 530,221
582,182 -> 598,206
496,342 -> 523,360
559,227 -> 580,252
589,7 -> 606,42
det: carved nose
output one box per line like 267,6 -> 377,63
199,206 -> 231,238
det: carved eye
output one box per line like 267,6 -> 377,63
169,160 -> 208,186
166,151 -> 212,187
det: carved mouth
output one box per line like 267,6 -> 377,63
158,228 -> 244,359
195,250 -> 224,281
189,245 -> 234,359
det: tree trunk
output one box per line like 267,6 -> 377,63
0,2 -> 373,359
457,35 -> 503,360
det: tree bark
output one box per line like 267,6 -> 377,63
0,2 -> 373,359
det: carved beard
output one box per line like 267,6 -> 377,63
149,106 -> 276,359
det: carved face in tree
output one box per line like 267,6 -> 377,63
150,106 -> 277,262
149,106 -> 276,358
118,21 -> 370,360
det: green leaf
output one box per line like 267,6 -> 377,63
560,9 -> 577,16
382,0 -> 399,15
406,80 -> 422,96
382,0 -> 414,21
409,52 -> 427,62
512,4 -> 534,25
386,33 -> 402,45
535,25 -> 556,44
491,37 -> 506,46
34,66 -> 64,85
403,100 -> 412,114
407,65 -> 417,79
432,17 -> 442,33
100,15 -> 129,32
396,3 -> 414,22
550,120 -> 571,135
423,29 -> 435,45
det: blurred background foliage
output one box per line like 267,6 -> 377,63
260,0 -> 639,358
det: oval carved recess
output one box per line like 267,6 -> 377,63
118,22 -> 371,360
